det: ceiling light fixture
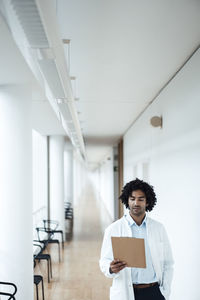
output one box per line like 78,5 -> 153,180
56,98 -> 67,104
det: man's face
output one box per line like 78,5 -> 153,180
128,189 -> 148,218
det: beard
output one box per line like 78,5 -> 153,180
130,207 -> 145,217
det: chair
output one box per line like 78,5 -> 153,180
64,202 -> 74,240
0,281 -> 17,299
64,202 -> 73,216
43,219 -> 64,249
35,227 -> 61,262
34,275 -> 45,300
33,243 -> 52,283
64,202 -> 73,223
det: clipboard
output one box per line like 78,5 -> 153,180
111,237 -> 146,268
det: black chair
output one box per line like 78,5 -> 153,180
35,227 -> 61,262
0,281 -> 17,299
33,243 -> 52,283
43,219 -> 64,249
65,202 -> 73,220
64,202 -> 74,240
64,202 -> 73,215
34,275 -> 45,300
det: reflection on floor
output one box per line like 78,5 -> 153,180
34,185 -> 112,300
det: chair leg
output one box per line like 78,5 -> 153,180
41,277 -> 45,300
61,231 -> 64,249
58,242 -> 61,262
53,230 -> 64,249
36,283 -> 39,300
49,256 -> 53,278
47,259 -> 50,283
47,239 -> 61,262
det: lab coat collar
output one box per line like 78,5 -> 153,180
124,210 -> 147,227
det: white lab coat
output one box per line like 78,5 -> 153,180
99,214 -> 174,300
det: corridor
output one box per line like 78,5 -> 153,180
34,184 -> 112,300
1,1 -> 200,299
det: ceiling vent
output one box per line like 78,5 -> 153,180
2,0 -> 86,159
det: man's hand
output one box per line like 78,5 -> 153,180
109,259 -> 127,274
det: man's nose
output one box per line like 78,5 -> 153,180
134,199 -> 140,206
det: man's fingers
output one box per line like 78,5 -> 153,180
110,259 -> 127,273
111,264 -> 126,273
112,262 -> 127,269
113,262 -> 127,268
116,265 -> 126,271
111,259 -> 127,266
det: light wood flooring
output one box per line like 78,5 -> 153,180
34,185 -> 112,300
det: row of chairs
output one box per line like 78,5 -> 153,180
0,205 -> 73,300
33,218 -> 65,300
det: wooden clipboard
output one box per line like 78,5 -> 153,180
111,237 -> 146,268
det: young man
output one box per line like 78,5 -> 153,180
99,178 -> 174,300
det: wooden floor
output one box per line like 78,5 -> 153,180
34,185 -> 112,300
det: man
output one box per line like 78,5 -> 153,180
99,178 -> 174,300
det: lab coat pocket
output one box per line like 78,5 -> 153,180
110,286 -> 122,300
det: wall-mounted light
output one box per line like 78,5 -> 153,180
150,116 -> 162,128
62,39 -> 71,44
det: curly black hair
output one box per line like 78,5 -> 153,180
119,178 -> 157,212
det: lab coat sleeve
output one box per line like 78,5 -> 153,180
161,225 -> 174,300
99,226 -> 120,279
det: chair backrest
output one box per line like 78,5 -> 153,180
43,219 -> 59,231
0,281 -> 17,299
0,291 -> 16,299
35,227 -> 50,241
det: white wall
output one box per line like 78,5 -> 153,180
113,146 -> 119,220
49,135 -> 65,234
123,49 -> 200,300
64,143 -> 74,204
32,130 -> 48,229
0,85 -> 33,299
97,147 -> 114,221
88,147 -> 114,231
73,150 -> 88,206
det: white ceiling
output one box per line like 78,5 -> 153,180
0,13 -> 32,85
0,12 -> 66,136
1,1 -> 200,166
56,0 -> 200,162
